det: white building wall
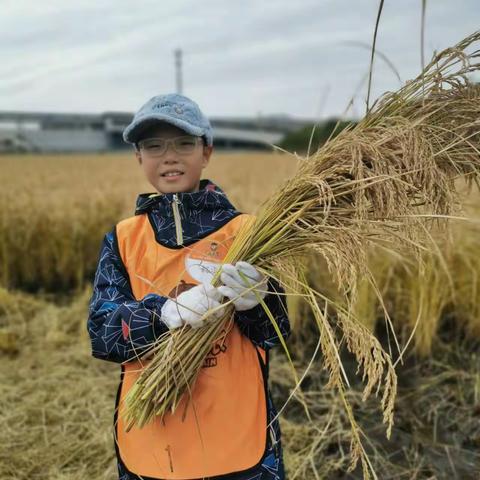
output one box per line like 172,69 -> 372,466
11,129 -> 109,152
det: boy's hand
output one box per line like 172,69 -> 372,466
160,283 -> 226,330
217,261 -> 269,311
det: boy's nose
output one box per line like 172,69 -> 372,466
162,145 -> 179,161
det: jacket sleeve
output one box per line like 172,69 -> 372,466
87,229 -> 170,364
234,277 -> 291,350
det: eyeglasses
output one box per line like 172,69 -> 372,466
137,135 -> 201,156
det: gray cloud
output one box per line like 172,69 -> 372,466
1,0 -> 479,119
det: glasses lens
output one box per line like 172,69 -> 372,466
174,136 -> 198,153
139,138 -> 166,155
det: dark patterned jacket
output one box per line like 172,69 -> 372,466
87,178 -> 290,480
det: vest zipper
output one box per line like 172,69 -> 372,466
171,193 -> 184,246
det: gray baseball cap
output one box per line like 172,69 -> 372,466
122,93 -> 213,146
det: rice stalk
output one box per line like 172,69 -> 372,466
123,31 -> 480,477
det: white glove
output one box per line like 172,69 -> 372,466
217,261 -> 269,311
160,283 -> 225,330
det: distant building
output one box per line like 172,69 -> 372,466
0,110 -> 312,154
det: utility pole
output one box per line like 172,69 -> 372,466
174,48 -> 183,94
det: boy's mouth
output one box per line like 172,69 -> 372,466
161,171 -> 184,178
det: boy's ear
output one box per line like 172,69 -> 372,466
202,145 -> 213,168
135,149 -> 142,165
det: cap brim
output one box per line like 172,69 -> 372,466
123,113 -> 204,144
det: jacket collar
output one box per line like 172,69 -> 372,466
134,178 -> 241,248
135,179 -> 235,215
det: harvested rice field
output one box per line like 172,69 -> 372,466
1,151 -> 479,479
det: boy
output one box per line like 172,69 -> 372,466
87,93 -> 291,480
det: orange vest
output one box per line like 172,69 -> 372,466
114,213 -> 268,479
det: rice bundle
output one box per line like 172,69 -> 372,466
122,32 -> 480,476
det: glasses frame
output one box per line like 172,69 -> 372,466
137,135 -> 202,156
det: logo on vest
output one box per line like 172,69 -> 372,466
207,241 -> 220,258
202,328 -> 228,368
185,239 -> 228,284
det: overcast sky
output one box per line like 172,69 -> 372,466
2,0 -> 479,120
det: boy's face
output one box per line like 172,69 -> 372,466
134,123 -> 213,194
